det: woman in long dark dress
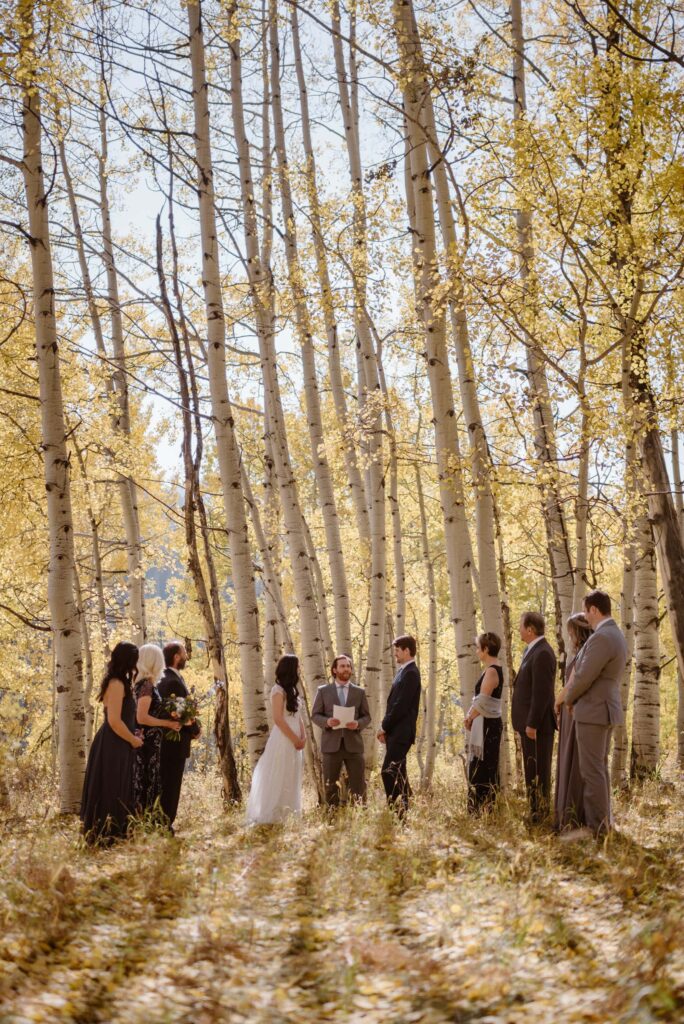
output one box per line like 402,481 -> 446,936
80,642 -> 143,845
133,643 -> 180,815
554,613 -> 593,830
465,632 -> 504,812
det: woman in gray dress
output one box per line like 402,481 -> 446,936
554,613 -> 593,830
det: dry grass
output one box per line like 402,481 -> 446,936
0,757 -> 683,1024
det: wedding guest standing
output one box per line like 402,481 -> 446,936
377,636 -> 421,817
511,612 -> 557,824
312,654 -> 372,806
553,613 -> 593,830
246,654 -> 306,824
157,642 -> 200,831
564,591 -> 627,837
80,642 -> 143,845
465,632 -> 504,812
134,644 -> 180,816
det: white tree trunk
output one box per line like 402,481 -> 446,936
631,506 -> 660,777
510,0 -> 575,648
187,0 -> 267,765
290,4 -> 369,548
20,13 -> 85,811
226,2 -> 329,717
415,462 -> 438,788
268,6 -> 352,656
97,102 -> 146,643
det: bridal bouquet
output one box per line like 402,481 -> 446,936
162,691 -> 201,741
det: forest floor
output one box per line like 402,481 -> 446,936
1,762 -> 683,1024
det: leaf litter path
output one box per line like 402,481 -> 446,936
1,774 -> 683,1024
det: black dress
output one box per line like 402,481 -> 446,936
133,678 -> 164,815
467,666 -> 504,812
80,688 -> 136,844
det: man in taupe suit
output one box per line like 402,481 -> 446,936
565,590 -> 627,836
312,655 -> 371,805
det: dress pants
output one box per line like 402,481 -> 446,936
322,746 -> 366,805
519,729 -> 554,822
575,721 -> 613,835
160,743 -> 186,826
381,742 -> 411,816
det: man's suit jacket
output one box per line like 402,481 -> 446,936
511,637 -> 557,735
157,667 -> 200,760
565,618 -> 627,726
382,661 -> 421,748
312,683 -> 371,754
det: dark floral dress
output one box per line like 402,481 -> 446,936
133,678 -> 164,814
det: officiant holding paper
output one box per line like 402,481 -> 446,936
312,655 -> 372,805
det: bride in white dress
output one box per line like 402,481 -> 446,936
246,654 -> 306,824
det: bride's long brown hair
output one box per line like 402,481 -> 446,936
275,654 -> 300,714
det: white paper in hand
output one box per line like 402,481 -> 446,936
333,704 -> 355,729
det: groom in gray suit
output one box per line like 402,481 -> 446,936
312,654 -> 372,805
565,590 -> 627,836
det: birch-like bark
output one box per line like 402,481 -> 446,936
510,0 -> 575,647
414,461 -> 438,788
331,0 -> 386,756
290,4 -> 369,547
673,424 -> 684,766
20,8 -> 85,811
612,524 -> 636,787
630,506 -> 660,777
226,3 -> 329,726
97,96 -> 146,643
156,214 -> 244,796
394,3 -> 480,709
187,0 -> 267,765
268,5 -> 352,656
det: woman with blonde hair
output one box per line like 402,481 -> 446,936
134,643 -> 180,815
554,612 -> 593,829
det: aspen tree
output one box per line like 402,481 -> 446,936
224,0 -> 329,712
268,3 -> 352,656
393,0 -> 480,710
187,0 -> 267,765
18,0 -> 85,812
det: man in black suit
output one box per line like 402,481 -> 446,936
511,611 -> 557,823
377,635 -> 421,817
158,641 -> 201,830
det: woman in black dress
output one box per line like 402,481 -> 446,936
465,632 -> 504,812
133,643 -> 180,815
80,642 -> 143,845
554,613 -> 593,830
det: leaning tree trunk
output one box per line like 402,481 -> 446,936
187,0 -> 267,766
157,211 -> 242,799
630,504 -> 661,778
20,8 -> 85,812
510,0 -> 575,651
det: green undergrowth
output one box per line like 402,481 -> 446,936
0,762 -> 683,1023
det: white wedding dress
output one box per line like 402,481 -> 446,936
246,684 -> 303,824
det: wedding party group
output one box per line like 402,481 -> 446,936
80,588 -> 626,844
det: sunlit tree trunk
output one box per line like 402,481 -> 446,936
226,5 -> 328,801
510,0 -> 575,650
20,6 -> 85,812
414,460 -> 438,788
269,4 -> 352,656
631,504 -> 660,777
290,4 -> 369,548
672,424 -> 684,767
331,0 -> 386,761
394,2 -> 479,710
187,0 -> 267,765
